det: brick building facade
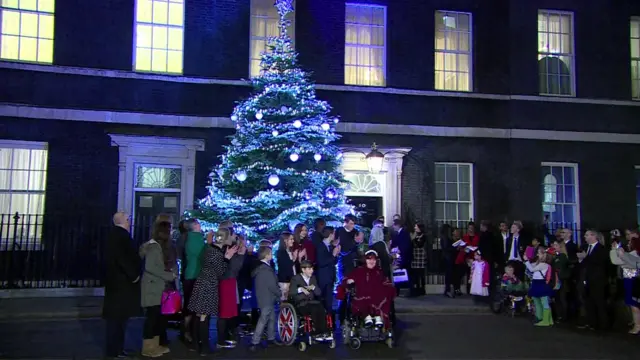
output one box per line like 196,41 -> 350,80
2,0 -> 640,284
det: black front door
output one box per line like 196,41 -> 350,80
347,196 -> 383,228
133,191 -> 180,243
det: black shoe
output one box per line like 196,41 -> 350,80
249,345 -> 260,352
268,340 -> 283,347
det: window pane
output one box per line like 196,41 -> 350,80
167,28 -> 182,50
167,50 -> 182,73
136,24 -> 152,48
435,164 -> 446,182
444,203 -> 457,220
135,48 -> 151,71
0,34 -> 19,59
152,0 -> 168,24
445,183 -> 458,200
435,183 -> 445,201
458,203 -> 470,222
458,164 -> 471,182
152,25 -> 168,48
2,10 -> 20,35
151,49 -> 167,72
168,2 -> 183,26
459,184 -> 471,201
36,38 -> 52,62
435,202 -> 444,220
20,12 -> 38,37
137,0 -> 153,22
445,165 -> 457,182
38,14 -> 54,38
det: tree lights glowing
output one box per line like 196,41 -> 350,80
188,0 -> 352,240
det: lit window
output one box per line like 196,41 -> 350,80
345,3 -> 386,86
541,163 -> 580,227
435,163 -> 473,229
631,18 -> 640,100
134,0 -> 184,74
537,10 -> 575,96
434,11 -> 472,92
0,141 -> 48,250
249,0 -> 295,78
0,0 -> 55,63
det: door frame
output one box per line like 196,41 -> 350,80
109,134 -> 205,220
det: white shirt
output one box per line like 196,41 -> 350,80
508,235 -> 522,261
501,233 -> 508,253
297,274 -> 312,293
525,261 -> 550,279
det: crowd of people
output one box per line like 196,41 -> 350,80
438,220 -> 640,333
102,211 -> 640,359
102,212 -> 403,358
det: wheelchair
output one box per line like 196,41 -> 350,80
277,300 -> 336,352
490,289 -> 529,317
341,284 -> 394,349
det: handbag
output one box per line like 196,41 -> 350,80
393,268 -> 409,283
161,289 -> 182,315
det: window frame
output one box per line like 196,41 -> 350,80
540,161 -> 581,229
344,2 -> 387,87
0,0 -> 56,64
434,10 -> 473,92
537,9 -> 576,97
0,140 -> 48,251
631,17 -> 640,100
434,162 -> 474,228
132,0 -> 185,75
248,0 -> 296,78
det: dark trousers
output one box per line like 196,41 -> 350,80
585,283 -> 609,330
318,280 -> 334,315
453,263 -> 468,292
217,317 -> 230,345
554,280 -> 569,320
105,318 -> 128,357
443,259 -> 454,293
143,306 -> 167,343
298,302 -> 328,334
409,267 -> 425,295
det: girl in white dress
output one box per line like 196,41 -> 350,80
469,250 -> 490,298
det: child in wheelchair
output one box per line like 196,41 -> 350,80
338,250 -> 395,329
288,260 -> 332,341
492,263 -> 528,315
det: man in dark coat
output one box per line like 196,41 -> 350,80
103,212 -> 141,359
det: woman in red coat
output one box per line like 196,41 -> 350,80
340,250 -> 395,328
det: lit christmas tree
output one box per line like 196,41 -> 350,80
190,0 -> 352,240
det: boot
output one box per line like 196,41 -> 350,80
533,298 -> 543,324
141,338 -> 163,358
197,318 -> 212,355
152,336 -> 170,355
535,309 -> 553,327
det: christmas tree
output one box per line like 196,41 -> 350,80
190,0 -> 352,240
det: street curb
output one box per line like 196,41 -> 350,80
0,306 -> 489,321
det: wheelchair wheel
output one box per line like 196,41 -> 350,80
349,338 -> 361,350
277,303 -> 298,346
297,342 -> 307,352
341,320 -> 351,343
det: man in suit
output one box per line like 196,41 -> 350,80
288,260 -> 330,338
391,219 -> 412,296
315,226 -> 340,318
504,220 -> 527,280
103,212 -> 141,359
579,230 -> 609,331
560,228 -> 581,321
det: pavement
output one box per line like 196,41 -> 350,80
2,314 -> 640,359
0,294 -> 487,321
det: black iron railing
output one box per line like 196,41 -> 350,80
0,212 -> 157,289
0,212 -> 583,289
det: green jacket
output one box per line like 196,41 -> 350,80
139,240 -> 175,307
184,232 -> 206,280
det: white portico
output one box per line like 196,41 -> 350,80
339,146 -> 411,225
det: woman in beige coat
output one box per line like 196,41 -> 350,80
139,220 -> 176,357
